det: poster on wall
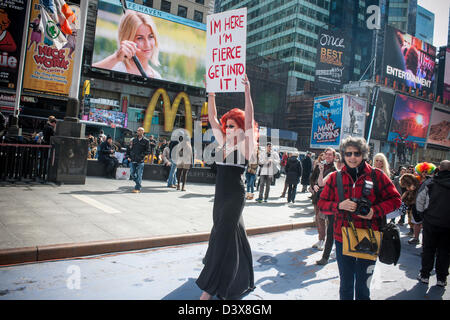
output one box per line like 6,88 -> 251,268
314,28 -> 347,91
427,108 -> 450,148
92,0 -> 206,88
371,91 -> 395,140
0,0 -> 27,90
310,94 -> 343,149
206,8 -> 247,92
22,0 -> 79,96
382,25 -> 436,91
341,95 -> 367,141
388,94 -> 433,147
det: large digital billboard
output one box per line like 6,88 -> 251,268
92,0 -> 206,88
427,108 -> 450,148
382,25 -> 436,91
310,94 -> 343,149
371,91 -> 395,140
0,1 -> 27,90
388,94 -> 433,147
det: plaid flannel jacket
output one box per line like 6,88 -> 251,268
318,162 -> 401,243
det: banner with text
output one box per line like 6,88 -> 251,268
341,95 -> 367,141
310,94 -> 343,149
206,8 -> 247,93
22,0 -> 78,96
0,0 -> 27,91
314,28 -> 347,91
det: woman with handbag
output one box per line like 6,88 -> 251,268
318,136 -> 401,300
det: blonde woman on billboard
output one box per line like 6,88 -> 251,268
93,10 -> 162,79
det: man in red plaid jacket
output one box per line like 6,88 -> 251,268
317,136 -> 401,300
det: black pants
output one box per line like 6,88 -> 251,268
102,158 -> 119,178
176,168 -> 189,188
287,184 -> 297,202
420,221 -> 450,282
322,214 -> 335,260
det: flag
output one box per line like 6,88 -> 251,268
54,0 -> 76,24
39,6 -> 67,49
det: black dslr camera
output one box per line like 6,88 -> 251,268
351,180 -> 373,216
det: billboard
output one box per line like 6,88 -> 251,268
88,107 -> 127,128
371,91 -> 395,140
341,95 -> 367,141
22,0 -> 79,96
382,25 -> 436,91
92,0 -> 206,88
314,28 -> 347,91
388,94 -> 433,147
427,108 -> 450,148
444,48 -> 450,102
310,94 -> 343,149
0,0 -> 27,90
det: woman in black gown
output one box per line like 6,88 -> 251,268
197,74 -> 258,300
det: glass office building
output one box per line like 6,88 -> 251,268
415,5 -> 434,44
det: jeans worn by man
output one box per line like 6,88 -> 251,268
130,162 -> 145,192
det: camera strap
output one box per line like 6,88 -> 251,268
337,171 -> 378,250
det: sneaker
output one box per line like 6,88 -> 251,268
408,238 -> 420,245
263,199 -> 268,203
312,241 -> 320,249
132,189 -> 140,193
417,274 -> 429,284
316,258 -> 328,265
436,280 -> 447,287
256,198 -> 263,203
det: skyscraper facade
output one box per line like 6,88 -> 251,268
415,5 -> 434,44
387,0 -> 417,35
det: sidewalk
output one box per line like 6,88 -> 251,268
0,176 -> 315,264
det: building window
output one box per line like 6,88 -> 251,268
177,5 -> 187,18
143,0 -> 153,7
161,0 -> 171,13
194,10 -> 203,23
195,0 -> 205,4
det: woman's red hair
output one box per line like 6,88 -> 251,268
220,108 -> 259,140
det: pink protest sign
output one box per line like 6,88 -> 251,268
206,8 -> 247,93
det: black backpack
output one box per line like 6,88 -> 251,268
370,169 -> 401,265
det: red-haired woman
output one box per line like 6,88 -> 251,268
196,74 -> 258,300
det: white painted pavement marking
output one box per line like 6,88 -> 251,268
71,195 -> 121,214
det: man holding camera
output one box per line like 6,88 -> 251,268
318,137 -> 401,300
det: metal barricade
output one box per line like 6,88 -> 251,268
0,143 -> 53,183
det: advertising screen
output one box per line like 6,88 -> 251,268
88,107 -> 127,127
444,48 -> 450,102
314,28 -> 347,91
92,0 -> 206,88
341,95 -> 367,141
427,108 -> 450,148
382,25 -> 436,91
371,91 -> 395,140
310,94 -> 343,149
0,1 -> 27,90
388,94 -> 433,147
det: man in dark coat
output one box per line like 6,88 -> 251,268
98,135 -> 119,178
301,151 -> 313,192
126,127 -> 150,193
416,160 -> 450,287
285,153 -> 302,203
42,116 -> 56,144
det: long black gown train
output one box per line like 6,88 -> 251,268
196,149 -> 255,299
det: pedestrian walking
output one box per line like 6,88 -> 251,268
175,135 -> 192,191
245,147 -> 259,200
166,139 -> 178,188
310,147 -> 336,250
318,136 -> 401,300
126,127 -> 150,193
196,74 -> 258,300
392,166 -> 407,224
301,151 -> 313,192
416,160 -> 450,287
256,142 -> 280,203
284,152 -> 302,203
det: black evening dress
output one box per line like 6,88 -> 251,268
196,148 -> 255,299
